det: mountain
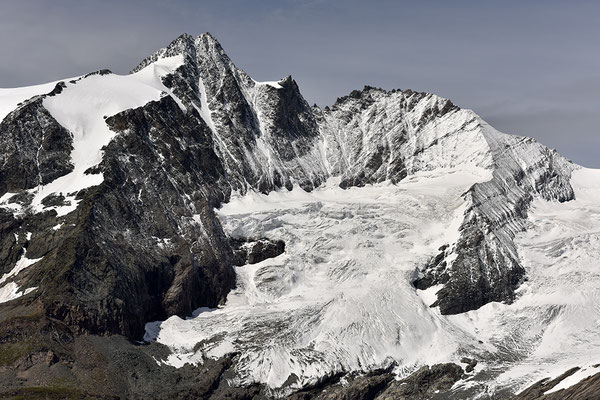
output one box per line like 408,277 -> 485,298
0,33 -> 598,399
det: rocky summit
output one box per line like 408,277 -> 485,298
0,33 -> 599,399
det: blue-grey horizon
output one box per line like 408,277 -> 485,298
1,0 -> 598,167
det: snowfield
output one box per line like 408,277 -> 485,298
0,55 -> 184,217
0,80 -> 71,123
146,166 -> 600,397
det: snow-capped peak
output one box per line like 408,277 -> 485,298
0,32 -> 594,399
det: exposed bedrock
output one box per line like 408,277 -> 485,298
1,95 -> 237,339
0,89 -> 73,195
230,237 -> 286,266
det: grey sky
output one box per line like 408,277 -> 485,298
1,0 -> 598,167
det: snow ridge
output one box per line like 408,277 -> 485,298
0,55 -> 185,216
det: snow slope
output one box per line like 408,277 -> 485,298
146,165 -> 600,397
482,168 -> 600,393
146,168 -> 492,395
0,55 -> 184,217
445,167 -> 600,396
0,80 -> 70,123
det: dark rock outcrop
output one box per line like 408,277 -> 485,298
231,237 -> 285,266
0,97 -> 73,195
377,363 -> 464,400
460,357 -> 478,373
289,363 -> 464,400
514,367 -> 600,400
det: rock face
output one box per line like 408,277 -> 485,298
0,32 -> 582,398
0,90 -> 73,196
230,237 -> 286,266
133,33 -> 328,194
289,364 -> 464,400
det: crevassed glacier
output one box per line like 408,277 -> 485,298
146,166 -> 600,397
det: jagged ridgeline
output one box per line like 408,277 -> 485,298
0,32 -> 580,398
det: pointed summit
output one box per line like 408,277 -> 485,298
197,31 -> 220,45
131,32 -> 237,78
194,32 -> 240,76
195,32 -> 226,53
130,33 -> 197,73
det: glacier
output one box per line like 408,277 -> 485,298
146,166 -> 600,397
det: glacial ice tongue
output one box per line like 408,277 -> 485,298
146,167 -> 600,396
146,169 -> 491,392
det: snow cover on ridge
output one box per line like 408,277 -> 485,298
0,80 -> 71,123
0,55 -> 185,217
253,79 -> 283,89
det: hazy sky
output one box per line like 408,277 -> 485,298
1,0 -> 598,167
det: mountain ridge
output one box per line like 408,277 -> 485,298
0,27 -> 577,342
0,32 -> 594,399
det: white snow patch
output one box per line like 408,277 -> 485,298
0,250 -> 42,285
197,77 -> 217,133
253,79 -> 283,89
544,365 -> 600,394
0,249 -> 42,305
417,284 -> 444,307
0,192 -> 23,213
0,283 -> 37,304
20,54 -> 185,217
0,79 -> 75,123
